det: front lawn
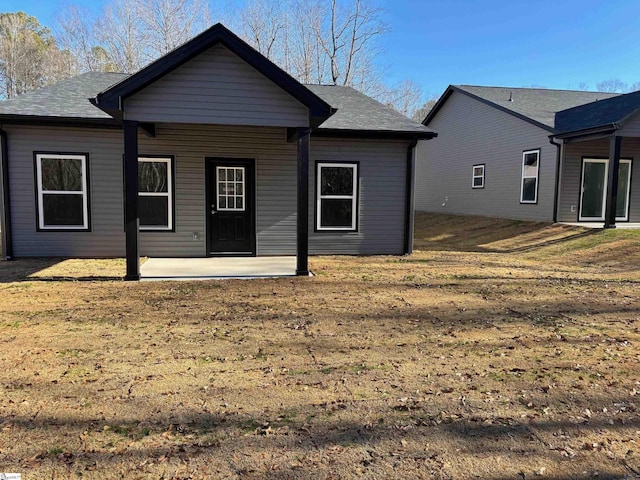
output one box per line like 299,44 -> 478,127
0,213 -> 639,479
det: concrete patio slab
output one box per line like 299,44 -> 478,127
140,256 -> 298,281
559,222 -> 640,229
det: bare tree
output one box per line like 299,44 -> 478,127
56,4 -> 98,73
629,81 -> 640,92
0,12 -> 72,98
282,0 -> 327,84
596,78 -> 628,93
239,0 -> 286,61
375,80 -> 425,119
313,0 -> 386,89
95,0 -> 147,72
137,0 -> 211,59
412,97 -> 438,123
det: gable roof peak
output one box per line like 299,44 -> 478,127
94,22 -> 333,123
424,84 -> 620,131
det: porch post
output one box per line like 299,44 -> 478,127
124,120 -> 140,280
604,135 -> 622,229
296,127 -> 310,276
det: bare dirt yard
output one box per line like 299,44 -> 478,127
1,212 -> 639,479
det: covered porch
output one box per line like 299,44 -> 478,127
90,24 -> 334,281
554,90 -> 640,228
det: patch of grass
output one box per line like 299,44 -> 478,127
0,213 -> 639,478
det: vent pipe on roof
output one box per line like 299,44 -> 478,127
508,91 -> 513,102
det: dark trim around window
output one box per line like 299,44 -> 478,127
138,155 -> 176,232
314,161 -> 360,233
33,151 -> 91,232
121,154 -> 177,233
520,148 -> 541,204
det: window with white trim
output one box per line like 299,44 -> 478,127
472,164 -> 485,188
316,162 -> 358,231
521,149 -> 540,203
138,157 -> 173,230
35,153 -> 89,230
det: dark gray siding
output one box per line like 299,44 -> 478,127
7,124 -> 410,257
416,90 -> 556,221
558,137 -> 640,222
138,124 -> 298,256
620,112 -> 640,137
309,137 -> 409,255
6,124 -> 298,257
7,125 -> 125,257
125,44 -> 309,127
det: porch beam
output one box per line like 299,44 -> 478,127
296,127 -> 310,276
139,122 -> 156,138
124,120 -> 140,280
604,135 -> 622,229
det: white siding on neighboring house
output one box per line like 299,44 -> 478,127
124,44 -> 309,127
416,91 -> 556,221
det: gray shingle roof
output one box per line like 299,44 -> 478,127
0,72 -> 433,136
0,72 -> 128,119
555,90 -> 640,133
454,85 -> 619,130
306,84 -> 435,135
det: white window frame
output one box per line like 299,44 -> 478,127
520,149 -> 540,204
216,166 -> 246,212
472,164 -> 485,189
316,162 -> 358,231
579,158 -> 632,221
138,157 -> 173,231
35,153 -> 89,230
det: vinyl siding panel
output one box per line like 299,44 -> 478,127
125,44 -> 309,127
6,124 -> 298,257
619,112 -> 640,137
309,138 -> 409,255
558,137 -> 640,222
416,91 -> 556,221
138,124 -> 298,256
7,125 -> 408,257
7,125 -> 125,257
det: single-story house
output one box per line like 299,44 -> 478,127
416,84 -> 640,227
0,23 -> 436,279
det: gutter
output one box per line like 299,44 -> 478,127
549,136 -> 562,223
404,136 -> 419,254
0,127 -> 12,259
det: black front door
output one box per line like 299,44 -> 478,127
206,158 -> 255,255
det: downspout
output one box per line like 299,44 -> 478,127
404,136 -> 418,254
0,127 -> 12,259
549,136 -> 562,223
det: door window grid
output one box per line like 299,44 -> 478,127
217,166 -> 245,211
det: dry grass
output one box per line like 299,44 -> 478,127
0,212 -> 639,479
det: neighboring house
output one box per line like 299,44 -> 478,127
0,24 -> 435,280
416,84 -> 640,227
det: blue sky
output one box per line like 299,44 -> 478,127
5,0 -> 640,100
